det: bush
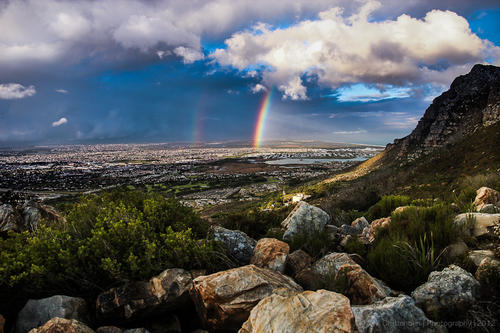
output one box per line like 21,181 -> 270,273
215,206 -> 291,239
366,204 -> 458,292
344,236 -> 367,257
288,229 -> 334,259
0,189 -> 228,298
367,195 -> 411,220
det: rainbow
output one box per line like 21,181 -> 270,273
253,89 -> 272,149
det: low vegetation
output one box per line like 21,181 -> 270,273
0,189 -> 229,299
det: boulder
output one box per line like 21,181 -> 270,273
28,318 -> 94,333
250,238 -> 289,273
281,202 -> 330,241
0,203 -> 21,232
393,206 -> 411,214
478,203 -> 500,213
239,290 -> 354,333
122,330 -> 150,333
454,213 -> 500,237
209,226 -> 256,265
365,217 -> 391,242
96,327 -> 123,333
340,225 -> 361,236
285,250 -> 312,277
21,203 -> 42,232
468,250 -> 498,267
16,295 -> 88,333
352,295 -> 446,333
97,268 -> 192,322
411,265 -> 480,321
312,253 -> 392,305
444,240 -> 469,261
474,187 -> 500,211
190,264 -> 302,331
351,217 -> 369,232
1,314 -> 5,333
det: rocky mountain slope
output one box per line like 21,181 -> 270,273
385,64 -> 500,163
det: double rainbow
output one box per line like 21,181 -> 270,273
253,89 -> 272,149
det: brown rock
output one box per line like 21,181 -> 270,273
474,187 -> 500,211
97,268 -> 192,322
190,264 -> 302,331
367,217 -> 391,242
285,250 -> 312,277
239,289 -> 354,333
28,318 -> 94,333
0,314 -> 5,333
294,268 -> 320,290
250,238 -> 289,273
312,253 -> 392,305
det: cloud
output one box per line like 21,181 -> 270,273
52,117 -> 68,127
251,83 -> 268,93
212,1 -> 497,99
55,89 -> 68,94
332,130 -> 367,134
173,46 -> 204,64
0,83 -> 36,99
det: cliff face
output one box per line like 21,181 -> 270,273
386,64 -> 500,162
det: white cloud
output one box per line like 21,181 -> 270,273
173,46 -> 204,64
55,89 -> 68,94
52,117 -> 68,127
251,83 -> 268,94
332,130 -> 367,134
212,1 -> 496,99
0,83 -> 36,99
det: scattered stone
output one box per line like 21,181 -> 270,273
285,250 -> 312,277
312,253 -> 392,305
454,213 -> 500,237
16,295 -> 88,333
250,238 -> 289,273
281,201 -> 330,242
0,203 -> 21,232
352,295 -> 446,333
209,226 -> 256,265
474,187 -> 500,211
96,327 -> 122,333
97,268 -> 193,322
28,318 -> 94,333
444,240 -> 469,261
239,290 -> 355,333
468,250 -> 497,267
351,217 -> 369,232
190,264 -> 302,331
478,204 -> 500,213
412,265 -> 480,321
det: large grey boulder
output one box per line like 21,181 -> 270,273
281,201 -> 330,241
411,265 -> 480,321
352,295 -> 446,333
97,268 -> 193,322
16,295 -> 89,333
209,226 -> 256,265
454,213 -> 500,237
0,203 -> 21,232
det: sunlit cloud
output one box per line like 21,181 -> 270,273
52,117 -> 68,127
0,83 -> 36,99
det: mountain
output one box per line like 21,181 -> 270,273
385,64 -> 500,164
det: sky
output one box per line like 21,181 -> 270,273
1,0 -> 499,147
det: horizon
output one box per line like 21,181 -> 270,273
1,0 -> 500,147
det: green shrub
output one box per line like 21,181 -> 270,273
344,236 -> 367,257
215,206 -> 291,239
0,189 -> 228,297
288,229 -> 334,259
367,204 -> 458,292
451,186 -> 476,213
367,195 -> 411,220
